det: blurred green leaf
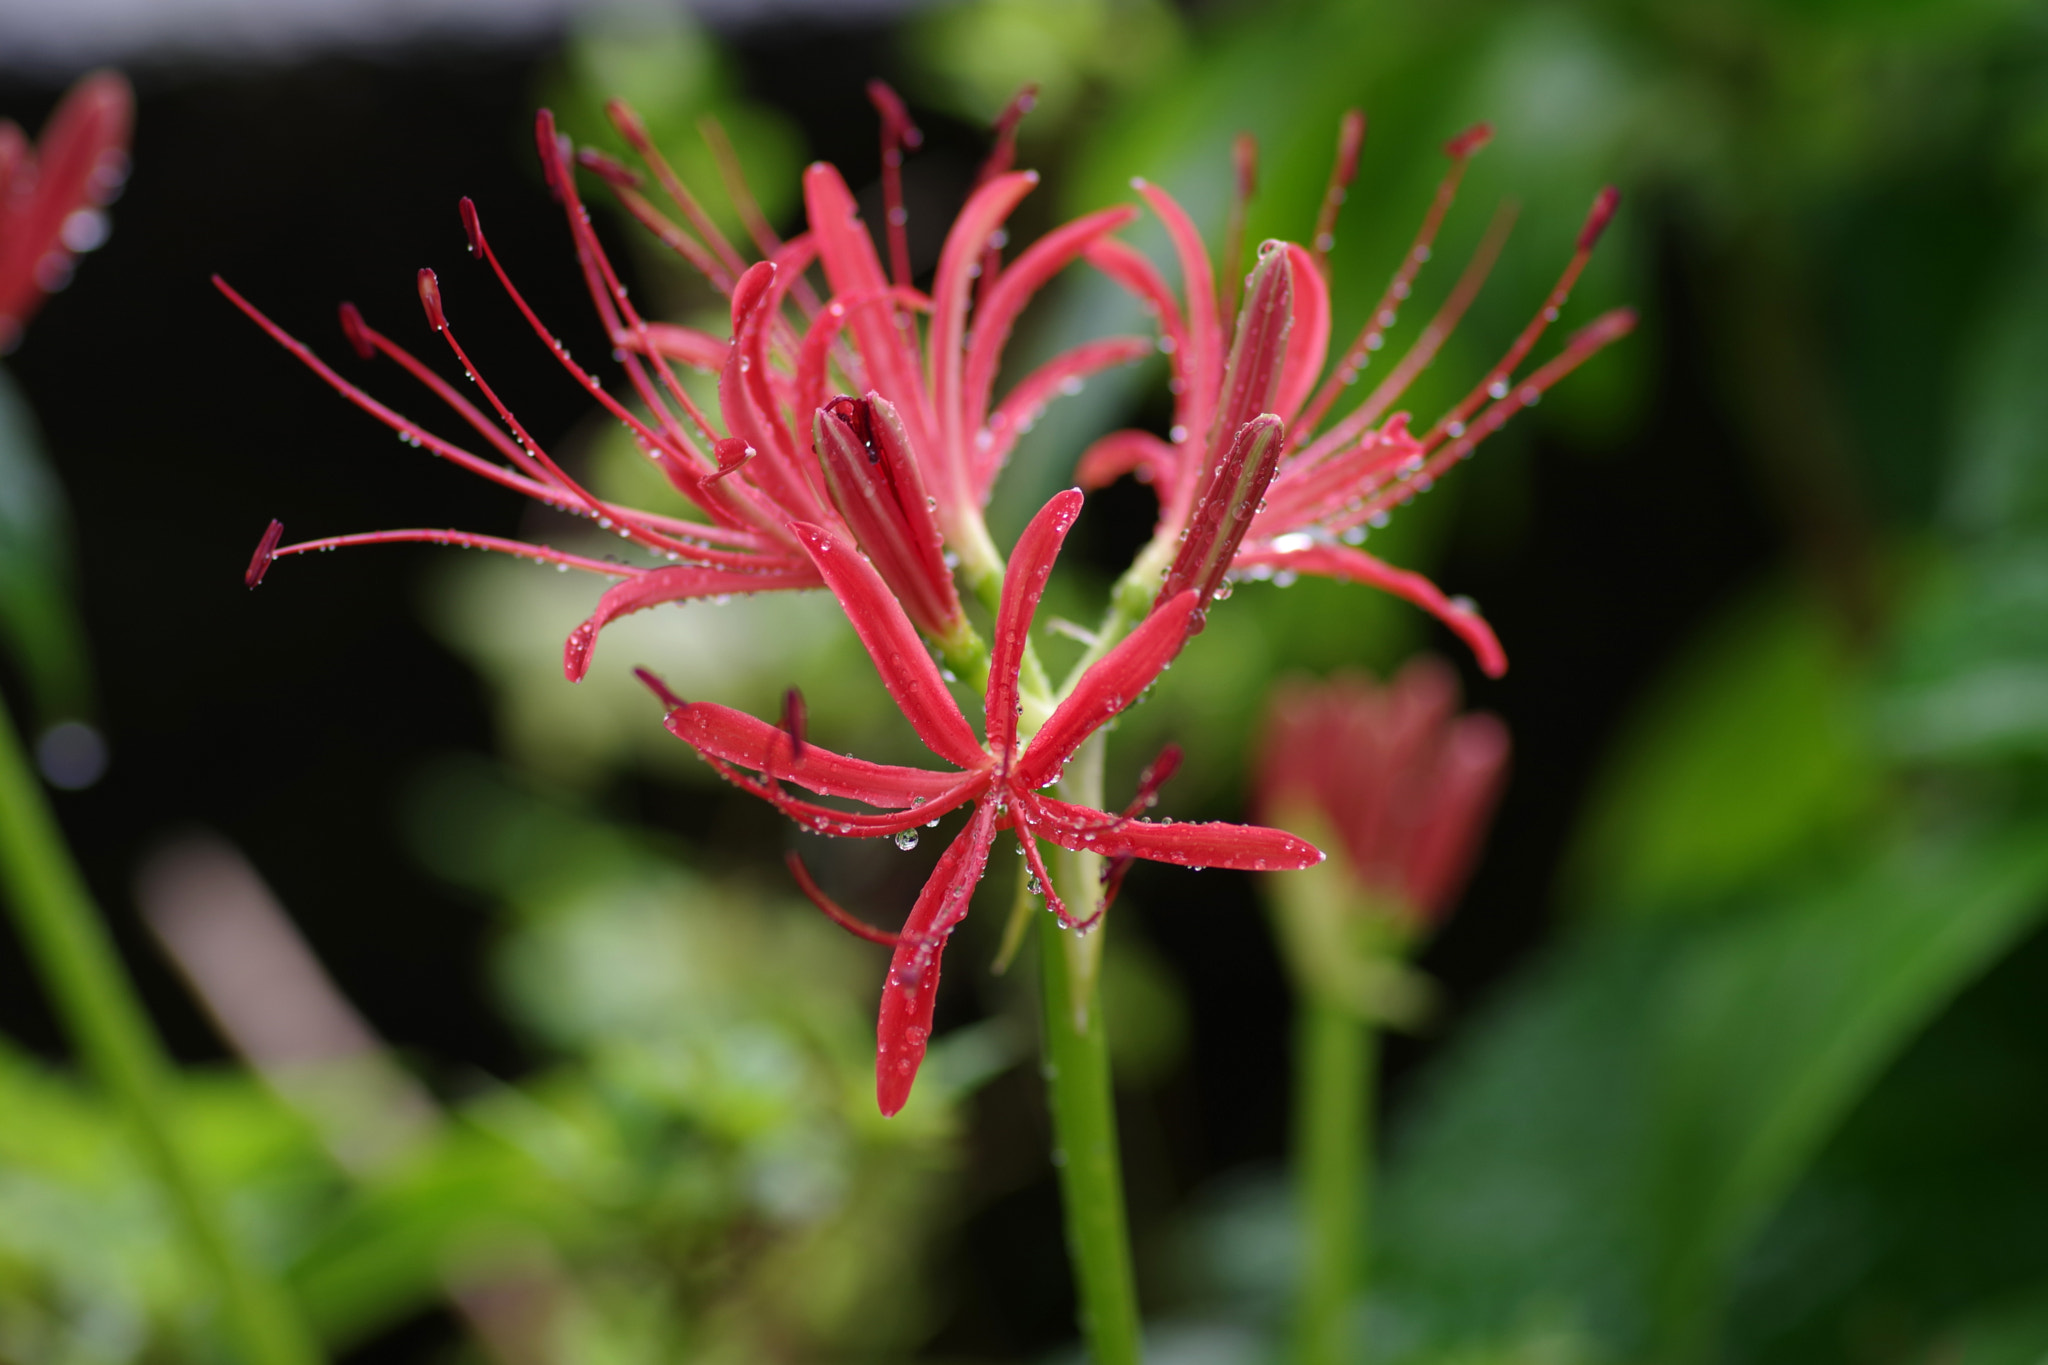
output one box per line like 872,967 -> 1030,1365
1873,542 -> 2048,763
1563,582 -> 1879,916
1719,927 -> 2048,1363
0,367 -> 93,727
1377,814 -> 2048,1363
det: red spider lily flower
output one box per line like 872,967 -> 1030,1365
642,487 -> 1323,1115
223,86 -> 1150,681
1081,112 -> 1636,677
1257,656 -> 1508,928
0,71 -> 131,355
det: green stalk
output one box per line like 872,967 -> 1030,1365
0,701 -> 320,1365
1039,912 -> 1143,1365
1292,994 -> 1374,1365
1036,729 -> 1143,1364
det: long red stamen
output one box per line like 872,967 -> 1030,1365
866,80 -> 923,290
699,113 -> 825,319
786,852 -> 916,946
632,667 -> 686,711
1296,201 -> 1517,468
336,300 -> 552,484
260,528 -> 637,577
1420,186 -> 1620,457
606,97 -> 748,280
972,84 -> 1039,308
1219,132 -> 1258,327
1352,306 -> 1634,522
1293,121 -> 1491,443
1309,109 -> 1366,278
413,267 -> 699,561
462,192 -> 714,475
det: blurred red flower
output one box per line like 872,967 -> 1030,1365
0,70 -> 131,354
1257,656 -> 1509,927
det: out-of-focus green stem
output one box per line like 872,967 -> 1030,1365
0,701 -> 321,1365
1292,994 -> 1374,1365
1039,910 -> 1143,1365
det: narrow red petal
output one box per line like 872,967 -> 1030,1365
959,204 -> 1139,438
789,520 -> 985,768
977,336 -> 1153,499
1025,793 -> 1323,871
1234,542 -> 1507,678
564,562 -> 822,682
1273,243 -> 1330,426
987,489 -> 1085,756
1075,429 -> 1178,494
1013,589 -> 1202,791
878,800 -> 1000,1116
666,700 -> 968,806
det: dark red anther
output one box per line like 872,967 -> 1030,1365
632,667 -> 686,711
245,519 -> 284,588
458,196 -> 486,258
1444,122 -> 1493,161
972,83 -> 1039,191
1577,186 -> 1620,252
574,146 -> 641,190
337,302 -> 375,360
865,80 -> 923,156
416,268 -> 446,331
781,686 -> 808,762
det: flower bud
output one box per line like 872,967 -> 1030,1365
814,392 -> 966,640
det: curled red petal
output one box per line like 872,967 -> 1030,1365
1273,243 -> 1329,426
563,562 -> 821,682
1235,542 -> 1507,679
666,700 -> 968,807
1076,429 -> 1178,493
878,800 -> 1000,1116
1024,793 -> 1323,871
789,520 -> 984,769
1013,590 -> 1201,792
988,489 -> 1085,757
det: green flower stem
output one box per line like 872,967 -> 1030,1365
1292,992 -> 1374,1365
0,701 -> 321,1365
1037,730 -> 1144,1364
1039,910 -> 1143,1365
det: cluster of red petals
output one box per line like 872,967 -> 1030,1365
0,71 -> 131,354
223,90 -> 1151,679
1257,656 -> 1508,924
649,487 -> 1322,1116
1080,113 -> 1636,677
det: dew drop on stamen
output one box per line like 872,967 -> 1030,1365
1488,380 -> 1510,400
895,829 -> 920,851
